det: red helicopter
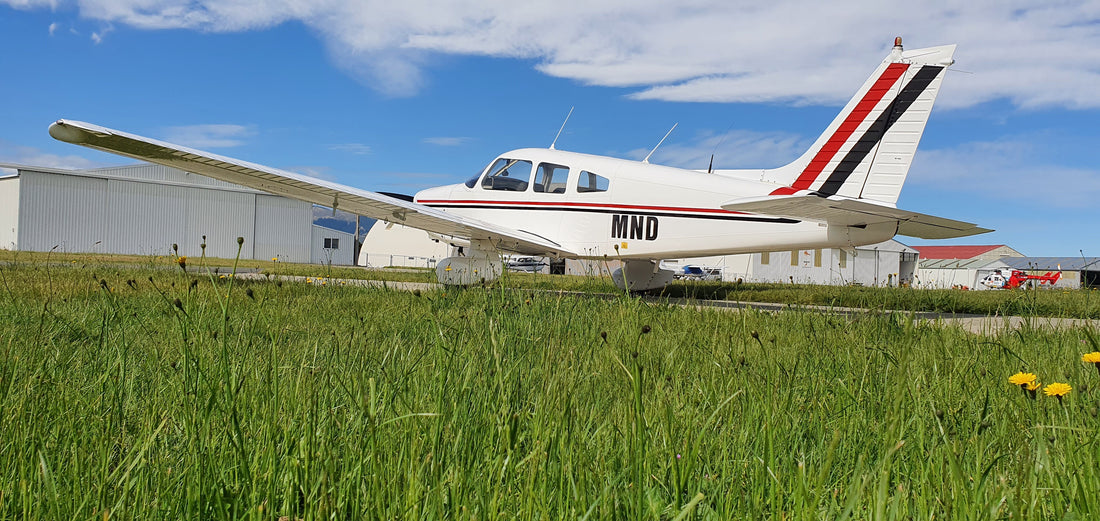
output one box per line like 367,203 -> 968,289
980,269 -> 1061,289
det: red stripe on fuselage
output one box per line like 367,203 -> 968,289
417,199 -> 748,215
769,62 -> 909,196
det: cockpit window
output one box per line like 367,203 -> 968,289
481,158 -> 533,192
462,164 -> 484,189
533,163 -> 569,194
577,170 -> 609,193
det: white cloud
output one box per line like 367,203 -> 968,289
288,165 -> 337,182
423,136 -> 472,146
328,143 -> 372,155
909,139 -> 1100,208
48,22 -> 57,35
4,0 -> 1100,107
161,124 -> 254,148
89,23 -> 112,44
0,140 -> 111,170
627,129 -> 809,170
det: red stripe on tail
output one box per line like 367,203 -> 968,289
770,62 -> 909,195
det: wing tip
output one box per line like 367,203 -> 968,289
49,120 -> 86,145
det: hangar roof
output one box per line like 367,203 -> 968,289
999,257 -> 1100,272
912,245 -> 1011,260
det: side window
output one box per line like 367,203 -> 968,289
481,158 -> 533,192
534,163 -> 569,194
577,170 -> 609,193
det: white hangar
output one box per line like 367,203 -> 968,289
751,239 -> 919,287
0,162 -> 355,265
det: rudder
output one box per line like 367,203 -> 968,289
762,38 -> 955,205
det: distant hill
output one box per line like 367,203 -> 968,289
312,205 -> 375,235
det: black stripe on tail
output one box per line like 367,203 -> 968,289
816,66 -> 944,196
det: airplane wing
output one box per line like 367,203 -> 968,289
720,194 -> 991,239
49,119 -> 573,257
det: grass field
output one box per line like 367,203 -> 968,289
2,255 -> 1099,519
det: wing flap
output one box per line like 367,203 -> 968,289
50,119 -> 572,256
720,194 -> 991,239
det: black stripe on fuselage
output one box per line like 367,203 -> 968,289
423,203 -> 800,224
816,65 -> 944,196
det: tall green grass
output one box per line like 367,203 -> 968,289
1,259 -> 1098,519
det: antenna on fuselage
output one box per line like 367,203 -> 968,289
643,123 -> 677,164
549,106 -> 574,150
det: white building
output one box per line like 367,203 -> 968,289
0,162 -> 355,264
357,221 -> 451,268
751,239 -> 918,286
912,245 -> 1025,290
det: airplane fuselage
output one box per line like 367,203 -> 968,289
415,147 -> 896,260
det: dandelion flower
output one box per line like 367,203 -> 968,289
1043,382 -> 1072,399
1008,372 -> 1037,387
1084,352 -> 1100,375
177,256 -> 187,271
271,257 -> 278,262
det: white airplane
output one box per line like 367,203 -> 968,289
49,37 -> 989,291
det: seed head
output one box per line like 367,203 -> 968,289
237,236 -> 245,246
172,243 -> 178,254
641,325 -> 651,334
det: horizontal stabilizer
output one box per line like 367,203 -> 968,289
720,194 -> 991,239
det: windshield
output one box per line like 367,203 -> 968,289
464,159 -> 495,188
481,158 -> 533,192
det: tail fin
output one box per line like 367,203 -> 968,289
763,38 -> 955,204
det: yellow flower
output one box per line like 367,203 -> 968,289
1043,382 -> 1072,398
1083,352 -> 1100,364
177,256 -> 187,270
1025,381 -> 1041,391
271,257 -> 278,262
1008,372 -> 1037,387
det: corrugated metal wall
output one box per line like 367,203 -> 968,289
104,179 -> 190,256
752,249 -> 851,284
752,243 -> 916,286
311,225 -> 355,265
256,195 -> 311,262
184,188 -> 256,259
19,170 -> 108,253
0,177 -> 19,249
14,166 -> 314,262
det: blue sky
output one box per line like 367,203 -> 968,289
1,1 -> 1097,256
